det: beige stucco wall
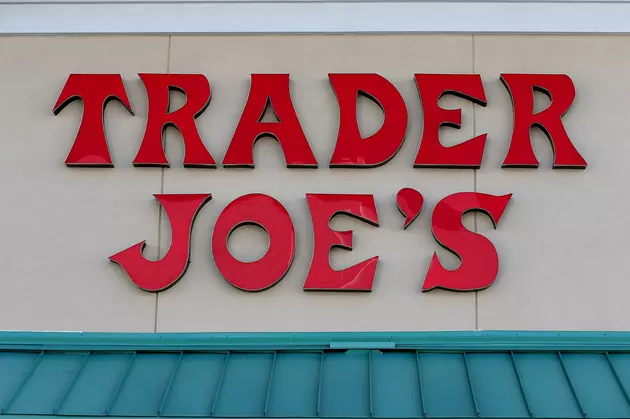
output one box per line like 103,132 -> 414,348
0,35 -> 627,333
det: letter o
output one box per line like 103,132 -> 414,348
212,193 -> 295,291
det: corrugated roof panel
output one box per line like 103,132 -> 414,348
108,353 -> 179,417
563,354 -> 630,418
266,352 -> 320,417
5,352 -> 85,415
466,352 -> 530,418
417,353 -> 477,418
0,351 -> 39,411
563,353 -> 630,418
319,350 -> 370,417
212,352 -> 273,417
608,353 -> 630,399
514,353 -> 582,418
0,340 -> 630,419
609,354 -> 630,406
159,353 -> 226,417
57,353 -> 132,416
371,351 -> 423,418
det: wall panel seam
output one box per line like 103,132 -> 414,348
154,35 -> 172,334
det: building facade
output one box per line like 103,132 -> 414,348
1,1 -> 630,417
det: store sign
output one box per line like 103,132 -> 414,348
54,73 -> 587,294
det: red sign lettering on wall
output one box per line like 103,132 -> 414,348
54,74 -> 133,167
328,73 -> 408,168
212,193 -> 296,292
134,74 -> 215,168
56,72 -> 587,170
109,194 -> 212,292
54,72 -> 586,294
423,192 -> 512,292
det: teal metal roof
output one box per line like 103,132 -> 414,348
1,332 -> 630,419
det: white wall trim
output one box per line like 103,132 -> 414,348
2,0 -> 630,35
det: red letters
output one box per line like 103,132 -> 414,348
212,194 -> 295,291
422,192 -> 512,292
54,74 -> 133,167
56,72 -> 578,297
501,74 -> 587,169
329,74 -> 408,167
133,74 -> 215,168
222,74 -> 318,168
55,72 -> 588,170
109,194 -> 212,291
303,194 -> 380,291
414,74 -> 488,168
110,190 -> 516,294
